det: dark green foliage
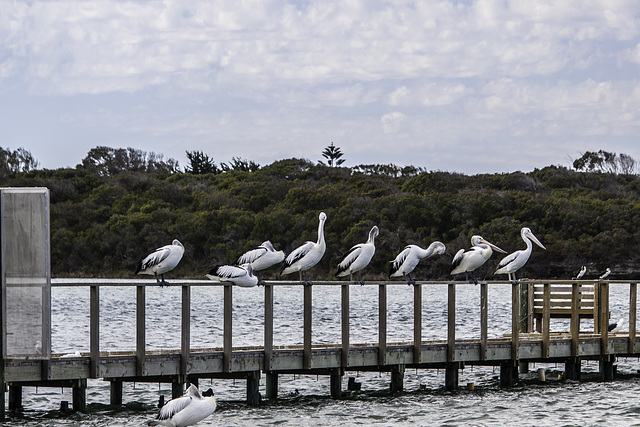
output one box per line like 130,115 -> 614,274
0,146 -> 40,181
3,160 -> 640,280
320,142 -> 345,167
81,146 -> 180,176
185,150 -> 220,174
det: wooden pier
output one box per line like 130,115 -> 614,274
2,277 -> 639,417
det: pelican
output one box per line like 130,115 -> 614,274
60,351 -> 82,358
389,241 -> 446,285
451,235 -> 506,283
608,317 -> 625,333
155,384 -> 216,426
574,266 -> 587,279
599,268 -> 611,280
136,239 -> 184,286
494,227 -> 545,281
206,264 -> 258,287
281,212 -> 327,284
336,225 -> 379,284
237,240 -> 285,285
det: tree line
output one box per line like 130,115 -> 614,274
1,145 -> 640,281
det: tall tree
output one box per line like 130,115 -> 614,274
81,146 -> 179,175
0,146 -> 40,180
320,142 -> 345,167
573,150 -> 637,174
185,150 -> 220,174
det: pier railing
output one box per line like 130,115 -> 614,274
49,278 -> 638,379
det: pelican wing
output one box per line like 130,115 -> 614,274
237,246 -> 267,264
336,244 -> 362,276
207,265 -> 246,280
389,246 -> 411,276
495,251 -> 519,273
158,395 -> 193,420
451,249 -> 465,269
136,246 -> 171,273
284,241 -> 315,267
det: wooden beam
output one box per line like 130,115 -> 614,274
413,284 -> 422,364
264,284 -> 274,371
480,282 -> 488,361
378,284 -> 387,366
89,285 -> 99,379
447,283 -> 455,363
223,284 -> 233,373
181,285 -> 190,376
599,282 -> 609,355
542,283 -> 550,358
303,283 -> 312,370
571,283 -> 579,357
511,282 -> 519,361
136,285 -> 145,377
630,283 -> 637,354
341,284 -> 349,368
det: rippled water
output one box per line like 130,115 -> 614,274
5,282 -> 640,426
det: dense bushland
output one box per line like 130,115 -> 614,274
5,158 -> 640,281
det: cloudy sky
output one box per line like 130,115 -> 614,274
2,1 -> 640,174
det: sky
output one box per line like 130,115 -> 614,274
1,0 -> 640,175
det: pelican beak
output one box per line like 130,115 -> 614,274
480,238 -> 507,254
528,231 -> 546,250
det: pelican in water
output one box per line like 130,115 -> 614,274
336,225 -> 379,284
451,235 -> 506,283
281,212 -> 327,284
599,268 -> 611,280
136,239 -> 184,286
206,264 -> 258,287
154,384 -> 216,426
389,241 -> 446,285
237,240 -> 285,284
574,265 -> 587,280
494,227 -> 545,281
608,317 -> 625,333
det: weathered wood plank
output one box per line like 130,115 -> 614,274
630,283 -> 637,353
447,283 -> 455,363
304,284 -> 312,369
181,285 -> 190,376
341,284 -> 349,368
413,284 -> 422,364
378,284 -> 387,366
136,285 -> 145,377
480,282 -> 488,361
264,284 -> 274,371
89,285 -> 99,379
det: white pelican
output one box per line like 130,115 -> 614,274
450,235 -> 506,283
60,351 -> 82,358
574,265 -> 587,279
136,239 -> 184,286
237,240 -> 285,284
389,241 -> 446,285
608,317 -> 625,333
155,384 -> 216,426
206,264 -> 258,287
494,227 -> 545,281
281,212 -> 327,284
336,225 -> 379,284
599,268 -> 611,280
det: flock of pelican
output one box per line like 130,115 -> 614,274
135,211 -> 549,287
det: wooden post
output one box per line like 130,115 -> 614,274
181,285 -> 190,376
599,282 -> 609,356
110,379 -> 123,406
390,365 -> 404,393
172,380 -> 183,399
445,363 -> 459,391
542,283 -> 550,358
341,284 -> 349,368
265,372 -> 278,399
264,284 -> 274,371
378,284 -> 387,366
8,385 -> 22,411
511,282 -> 519,361
630,283 -> 637,354
480,282 -> 488,361
571,282 -> 579,357
303,283 -> 312,370
136,285 -> 145,377
90,285 -> 100,379
330,369 -> 343,399
247,371 -> 261,406
223,284 -> 233,373
527,283 -> 534,332
565,358 -> 581,381
72,378 -> 87,412
413,283 -> 422,364
447,283 -> 456,363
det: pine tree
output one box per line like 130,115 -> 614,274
321,142 -> 345,167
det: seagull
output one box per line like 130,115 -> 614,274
494,227 -> 546,282
206,264 -> 258,287
599,268 -> 611,280
237,240 -> 285,284
135,239 -> 184,286
336,225 -> 379,284
389,241 -> 446,285
451,235 -> 506,283
154,384 -> 216,427
608,317 -> 625,333
60,351 -> 82,358
281,212 -> 327,284
574,265 -> 587,279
